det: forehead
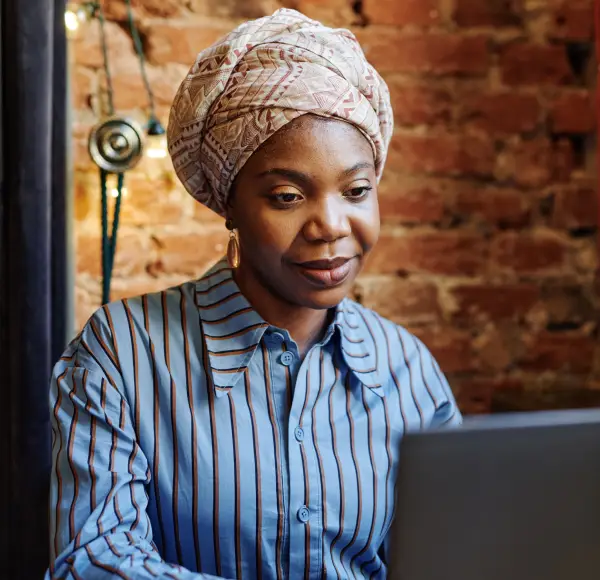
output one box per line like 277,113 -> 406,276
249,114 -> 375,168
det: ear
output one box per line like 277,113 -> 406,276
224,187 -> 236,224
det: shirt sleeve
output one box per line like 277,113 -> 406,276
47,348 -> 229,579
429,364 -> 462,429
376,334 -> 462,570
416,337 -> 463,429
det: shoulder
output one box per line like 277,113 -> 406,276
342,297 -> 430,357
345,298 -> 461,425
343,297 -> 448,393
56,280 -> 199,375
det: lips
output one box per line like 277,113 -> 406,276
293,257 -> 354,288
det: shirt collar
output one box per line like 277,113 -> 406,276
332,303 -> 385,396
195,260 -> 384,398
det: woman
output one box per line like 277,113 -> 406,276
48,8 -> 461,579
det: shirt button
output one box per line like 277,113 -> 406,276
271,332 -> 285,343
297,506 -> 310,523
294,426 -> 304,442
280,351 -> 294,366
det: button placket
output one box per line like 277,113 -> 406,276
279,350 -> 294,366
297,505 -> 310,523
271,331 -> 286,343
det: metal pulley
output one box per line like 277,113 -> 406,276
88,116 -> 144,173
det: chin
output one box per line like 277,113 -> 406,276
293,285 -> 351,310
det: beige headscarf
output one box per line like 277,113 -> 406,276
167,8 -> 393,218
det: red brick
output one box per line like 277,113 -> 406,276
450,283 -> 540,321
454,186 -> 530,227
378,178 -> 446,223
499,43 -> 573,86
77,170 -> 184,228
72,67 -> 95,110
389,132 -> 495,177
552,138 -> 575,182
145,20 -> 233,65
355,29 -> 489,75
363,0 -> 440,26
355,277 -> 441,325
492,381 -> 600,412
521,332 -> 595,373
548,1 -> 594,42
149,227 -> 229,276
72,123 -> 97,172
119,172 -> 190,226
112,62 -> 188,111
110,274 -> 191,301
188,0 -> 280,18
281,0 -> 355,26
72,20 -> 133,69
76,227 -> 152,278
74,173 -> 98,223
75,283 -> 100,330
490,231 -> 569,274
515,138 -> 553,187
500,137 -> 552,188
453,0 -> 522,27
453,377 -> 523,415
576,239 -> 599,273
410,327 -> 477,373
367,231 -> 486,276
385,79 -> 453,126
473,327 -> 516,372
102,0 -> 183,19
549,90 -> 595,134
540,284 -> 596,326
73,138 -> 95,172
459,91 -> 540,134
551,185 -> 598,229
194,200 -> 227,224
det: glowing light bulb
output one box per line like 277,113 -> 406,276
106,173 -> 128,199
64,2 -> 97,37
145,117 -> 168,160
64,8 -> 80,32
146,136 -> 168,159
110,186 -> 128,198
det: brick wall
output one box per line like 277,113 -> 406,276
71,0 -> 599,414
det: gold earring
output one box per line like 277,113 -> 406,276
225,219 -> 240,269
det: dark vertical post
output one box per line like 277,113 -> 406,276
0,0 -> 68,575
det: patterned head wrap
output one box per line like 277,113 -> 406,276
167,8 -> 393,217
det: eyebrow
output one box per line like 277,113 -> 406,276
256,161 -> 375,183
339,161 -> 375,177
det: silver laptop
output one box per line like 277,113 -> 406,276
388,409 -> 600,580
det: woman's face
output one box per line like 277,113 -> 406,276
228,114 -> 380,311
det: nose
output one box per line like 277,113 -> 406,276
302,195 -> 351,243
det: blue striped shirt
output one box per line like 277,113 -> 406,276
48,259 -> 461,579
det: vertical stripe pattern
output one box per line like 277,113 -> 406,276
47,260 -> 462,579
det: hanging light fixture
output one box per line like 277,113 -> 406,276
82,1 -> 140,305
88,116 -> 144,173
65,0 -> 168,303
125,0 -> 169,161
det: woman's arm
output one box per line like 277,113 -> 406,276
404,332 -> 462,429
428,356 -> 462,429
48,363 -> 227,580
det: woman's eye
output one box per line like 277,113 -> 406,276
272,192 -> 302,205
344,186 -> 372,200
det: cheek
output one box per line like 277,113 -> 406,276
354,200 -> 380,254
239,212 -> 301,255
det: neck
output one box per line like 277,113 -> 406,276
232,267 -> 331,357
